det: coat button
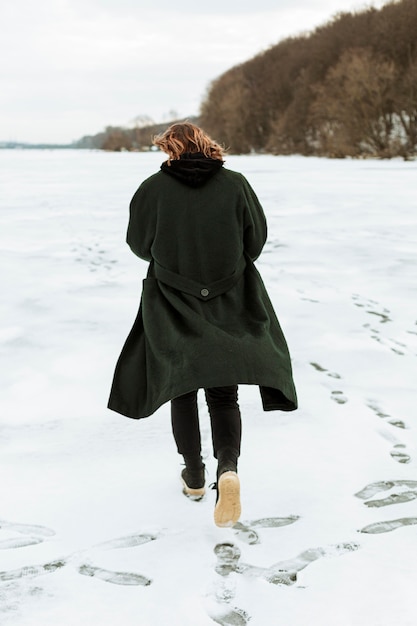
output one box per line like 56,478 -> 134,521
200,288 -> 209,297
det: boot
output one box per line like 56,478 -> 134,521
214,448 -> 241,527
181,455 -> 205,500
216,447 -> 238,478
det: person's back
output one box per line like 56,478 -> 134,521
127,159 -> 266,284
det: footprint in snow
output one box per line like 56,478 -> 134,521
352,294 -> 392,323
352,294 -> 414,356
72,240 -> 118,274
0,537 -> 44,550
359,518 -> 417,534
213,541 -> 359,587
241,542 -> 359,586
390,444 -> 411,464
75,532 -> 156,586
78,564 -> 151,586
0,560 -> 66,583
209,519 -> 302,619
355,480 -> 417,500
214,542 -> 242,578
377,429 -> 412,465
233,515 -> 300,545
0,520 -> 55,551
309,363 -> 348,404
0,524 -> 155,587
297,289 -> 319,303
364,492 -> 417,508
92,532 -> 158,550
210,607 -> 251,626
406,321 -> 417,337
331,390 -> 348,404
355,480 -> 417,508
310,362 -> 342,379
366,400 -> 407,429
208,544 -> 251,624
367,332 -> 407,356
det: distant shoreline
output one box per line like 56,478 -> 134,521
0,142 -> 78,150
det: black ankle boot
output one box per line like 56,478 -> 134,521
181,455 -> 205,500
216,447 -> 239,480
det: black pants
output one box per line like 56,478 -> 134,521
171,385 -> 241,459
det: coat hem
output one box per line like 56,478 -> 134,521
108,378 -> 297,420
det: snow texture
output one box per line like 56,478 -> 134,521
0,150 -> 416,625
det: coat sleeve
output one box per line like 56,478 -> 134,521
240,175 -> 268,261
126,182 -> 156,262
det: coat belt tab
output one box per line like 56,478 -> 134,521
153,256 -> 246,301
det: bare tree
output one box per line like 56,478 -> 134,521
310,49 -> 398,157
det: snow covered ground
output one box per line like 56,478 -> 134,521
0,149 -> 416,626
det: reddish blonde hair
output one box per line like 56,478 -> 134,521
153,122 -> 225,164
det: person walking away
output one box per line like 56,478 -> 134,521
108,122 -> 297,527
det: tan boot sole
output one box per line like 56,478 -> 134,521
181,478 -> 205,500
214,471 -> 241,527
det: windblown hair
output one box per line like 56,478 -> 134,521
153,122 -> 225,164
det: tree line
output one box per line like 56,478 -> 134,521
200,0 -> 417,158
75,118 -> 199,152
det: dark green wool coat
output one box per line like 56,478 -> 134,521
108,158 -> 297,418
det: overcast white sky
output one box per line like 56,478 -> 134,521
1,0 -> 389,143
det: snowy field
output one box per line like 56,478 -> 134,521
0,149 -> 416,626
